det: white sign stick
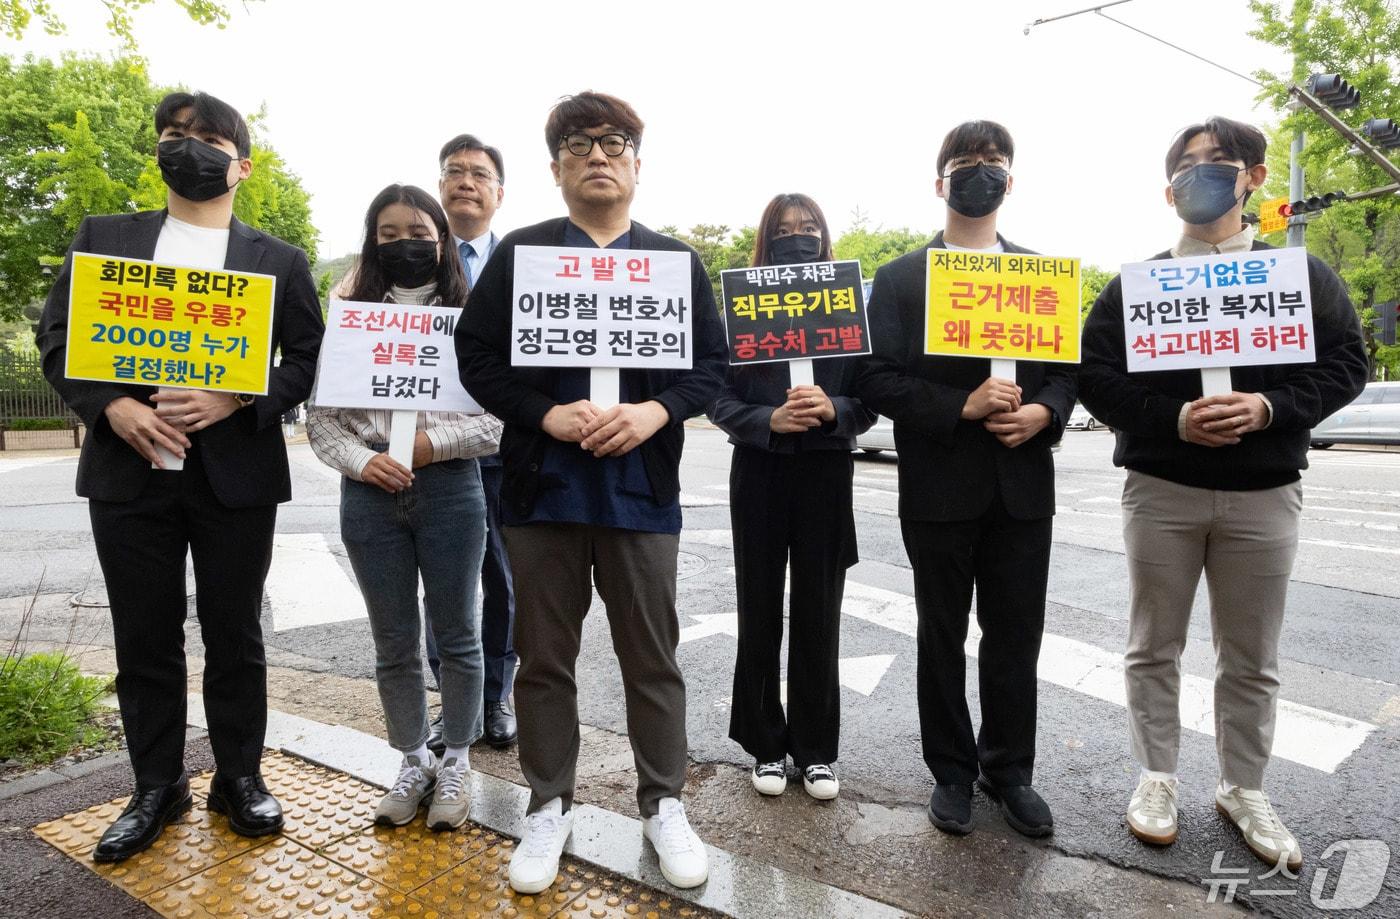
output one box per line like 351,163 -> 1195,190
991,358 -> 1017,382
1201,367 -> 1233,397
151,388 -> 184,470
591,367 -> 620,409
388,410 -> 417,469
789,358 -> 814,388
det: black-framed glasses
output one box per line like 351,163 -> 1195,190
440,165 -> 499,185
559,133 -> 632,157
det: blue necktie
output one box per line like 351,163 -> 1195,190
458,240 -> 475,290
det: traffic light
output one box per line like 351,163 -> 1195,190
1307,73 -> 1361,109
1362,118 -> 1400,149
1286,191 -> 1348,215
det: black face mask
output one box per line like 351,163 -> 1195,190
158,138 -> 237,202
768,233 -> 823,266
377,238 -> 439,287
1171,163 -> 1248,226
946,163 -> 1009,218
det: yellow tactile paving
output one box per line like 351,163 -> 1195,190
32,753 -> 723,919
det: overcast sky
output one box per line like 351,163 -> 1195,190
5,0 -> 1289,268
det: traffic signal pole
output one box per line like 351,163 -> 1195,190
1287,130 -> 1306,248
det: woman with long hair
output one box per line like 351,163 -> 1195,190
308,184 -> 500,830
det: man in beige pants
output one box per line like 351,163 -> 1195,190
1078,117 -> 1367,871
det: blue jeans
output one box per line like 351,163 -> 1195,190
341,457 -> 487,750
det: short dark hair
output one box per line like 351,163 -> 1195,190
545,91 -> 644,159
752,194 -> 834,268
1164,117 -> 1266,179
936,120 -> 1014,176
346,184 -> 470,308
154,91 -> 251,158
438,134 -> 505,184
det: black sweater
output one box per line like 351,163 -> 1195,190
455,217 -> 727,518
1078,241 -> 1368,490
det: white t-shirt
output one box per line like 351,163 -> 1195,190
152,214 -> 230,269
941,238 -> 1005,254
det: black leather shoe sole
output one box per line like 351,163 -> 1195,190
207,789 -> 284,838
91,793 -> 193,863
977,778 -> 1053,838
483,731 -> 517,750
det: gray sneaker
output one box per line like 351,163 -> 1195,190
426,757 -> 471,831
375,754 -> 436,826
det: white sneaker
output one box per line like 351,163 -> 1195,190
801,764 -> 839,800
426,757 -> 470,831
1215,785 -> 1302,872
508,798 -> 573,894
1126,776 -> 1178,845
642,797 -> 708,889
374,753 -> 437,826
751,760 -> 787,796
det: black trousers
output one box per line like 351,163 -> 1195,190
728,446 -> 855,767
901,494 -> 1050,787
89,443 -> 276,789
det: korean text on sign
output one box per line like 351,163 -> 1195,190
511,246 -> 692,369
924,251 -> 1081,363
64,253 -> 276,393
315,301 -> 482,413
1119,248 -> 1314,373
718,259 -> 870,365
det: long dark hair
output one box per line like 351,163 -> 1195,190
751,193 -> 834,267
346,184 -> 470,307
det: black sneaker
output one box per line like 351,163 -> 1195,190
977,776 -> 1053,838
927,783 -> 973,835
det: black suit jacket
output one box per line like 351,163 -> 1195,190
36,210 -> 325,507
455,217 -> 727,518
856,231 -> 1077,521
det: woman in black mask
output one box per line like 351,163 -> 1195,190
307,184 -> 500,832
707,194 -> 875,802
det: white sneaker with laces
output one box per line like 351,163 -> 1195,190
751,760 -> 786,796
801,764 -> 839,800
508,797 -> 573,894
374,753 -> 437,826
1126,776 -> 1178,845
1215,784 -> 1302,871
642,797 -> 708,889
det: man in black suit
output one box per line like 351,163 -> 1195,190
36,91 -> 324,861
857,121 -> 1076,837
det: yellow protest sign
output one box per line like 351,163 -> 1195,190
924,250 -> 1080,363
1258,197 -> 1289,235
64,254 -> 276,393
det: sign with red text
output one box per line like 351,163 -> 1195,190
64,253 -> 275,392
316,300 -> 482,413
924,250 -> 1080,363
718,260 -> 870,364
511,245 -> 692,369
1119,248 -> 1314,373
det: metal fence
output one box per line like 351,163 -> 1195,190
0,351 -> 79,427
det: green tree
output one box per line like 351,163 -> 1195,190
659,224 -> 755,300
1080,264 -> 1115,321
1250,0 -> 1400,378
0,53 -> 318,323
832,219 -> 928,279
1,0 -> 254,52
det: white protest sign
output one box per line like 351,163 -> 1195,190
1119,248 -> 1315,375
510,246 -> 692,372
317,300 -> 482,414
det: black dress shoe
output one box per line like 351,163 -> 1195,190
977,776 -> 1054,837
93,776 -> 192,863
483,700 -> 517,748
927,783 -> 973,835
207,772 -> 284,837
426,715 -> 445,756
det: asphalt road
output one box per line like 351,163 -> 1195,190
2,428 -> 1397,917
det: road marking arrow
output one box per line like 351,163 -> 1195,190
678,612 -> 740,644
838,654 -> 895,696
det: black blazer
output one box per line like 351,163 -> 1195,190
455,217 -> 727,518
36,210 -> 325,507
856,232 -> 1077,522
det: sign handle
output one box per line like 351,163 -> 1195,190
590,367 -> 620,409
789,358 -> 815,388
151,388 -> 184,470
990,358 -> 1017,382
1200,367 -> 1233,397
388,410 -> 418,470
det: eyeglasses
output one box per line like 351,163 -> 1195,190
559,133 -> 632,157
440,165 -> 499,185
944,155 -> 1009,174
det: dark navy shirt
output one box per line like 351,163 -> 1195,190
502,221 -> 682,534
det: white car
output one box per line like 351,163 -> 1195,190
1310,382 -> 1400,447
855,414 -> 896,453
1065,403 -> 1100,431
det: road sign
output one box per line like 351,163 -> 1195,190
1259,196 -> 1290,234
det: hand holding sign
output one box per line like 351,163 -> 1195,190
1188,392 -> 1269,444
362,452 -> 414,493
983,403 -> 1052,448
542,400 -> 601,443
104,395 -> 190,468
579,400 -> 669,457
786,385 -> 835,424
150,388 -> 238,432
962,376 -> 1022,419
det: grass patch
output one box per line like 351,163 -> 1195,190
0,651 -> 111,765
5,418 -> 70,431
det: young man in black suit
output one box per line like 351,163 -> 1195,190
857,121 -> 1076,837
36,91 -> 324,861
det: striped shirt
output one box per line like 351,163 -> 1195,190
307,282 -> 502,480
